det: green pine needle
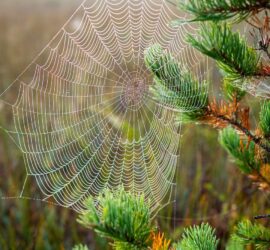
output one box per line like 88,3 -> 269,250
72,244 -> 89,250
219,126 -> 260,173
225,237 -> 245,250
77,187 -> 152,250
144,44 -> 209,122
233,220 -> 270,250
176,223 -> 219,250
223,80 -> 246,102
180,0 -> 270,22
260,101 -> 270,138
187,23 -> 260,89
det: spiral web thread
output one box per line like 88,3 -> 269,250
0,0 -> 209,214
232,60 -> 270,99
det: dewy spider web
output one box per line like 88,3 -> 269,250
0,0 -> 209,214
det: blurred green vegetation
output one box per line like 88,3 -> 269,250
0,0 -> 269,249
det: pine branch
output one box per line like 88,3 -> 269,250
187,23 -> 261,89
212,111 -> 270,153
260,101 -> 270,138
219,126 -> 261,173
233,220 -> 270,250
144,43 -> 270,189
175,223 -> 219,250
180,0 -> 270,22
77,187 -> 153,250
144,44 -> 270,152
219,127 -> 270,189
144,44 -> 209,121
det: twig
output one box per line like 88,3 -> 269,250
210,111 -> 270,153
254,214 -> 270,219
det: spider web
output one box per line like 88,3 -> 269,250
0,0 -> 209,214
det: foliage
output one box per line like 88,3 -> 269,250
225,237 -> 244,250
260,101 -> 270,137
75,188 -> 270,250
76,190 -> 224,250
146,0 -> 270,192
175,223 -> 219,250
232,220 -> 270,249
223,80 -> 246,102
180,0 -> 270,22
76,188 -> 270,250
77,187 -> 153,250
151,232 -> 171,250
219,126 -> 260,173
144,44 -> 208,122
187,22 -> 259,91
73,244 -> 89,250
